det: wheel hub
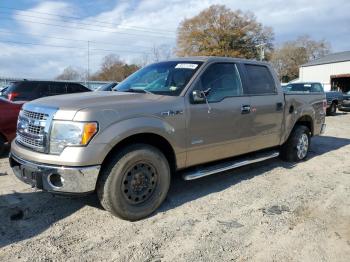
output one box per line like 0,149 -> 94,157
122,163 -> 157,204
297,133 -> 309,159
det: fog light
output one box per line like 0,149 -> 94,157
48,173 -> 64,188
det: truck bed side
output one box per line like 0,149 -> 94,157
281,92 -> 326,144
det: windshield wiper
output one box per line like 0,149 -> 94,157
127,88 -> 154,95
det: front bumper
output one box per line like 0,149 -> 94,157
9,153 -> 100,194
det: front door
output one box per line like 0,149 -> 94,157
186,63 -> 253,167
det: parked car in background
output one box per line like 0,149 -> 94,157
0,80 -> 91,102
10,57 -> 326,220
339,91 -> 350,112
0,98 -> 23,155
95,82 -> 118,91
325,91 -> 344,116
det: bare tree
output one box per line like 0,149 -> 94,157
55,66 -> 85,81
271,35 -> 331,82
91,54 -> 140,81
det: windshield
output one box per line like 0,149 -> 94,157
116,61 -> 203,96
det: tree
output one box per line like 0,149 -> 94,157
271,35 -> 331,82
55,66 -> 85,81
176,5 -> 274,59
91,54 -> 140,81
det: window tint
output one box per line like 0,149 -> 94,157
67,83 -> 88,93
49,82 -> 66,96
245,64 -> 276,94
196,63 -> 242,102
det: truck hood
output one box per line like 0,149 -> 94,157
28,91 -> 164,110
25,91 -> 181,121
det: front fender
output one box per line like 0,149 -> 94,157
92,116 -> 187,167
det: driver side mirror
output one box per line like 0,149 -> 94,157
192,90 -> 206,103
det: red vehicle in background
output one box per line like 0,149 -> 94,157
0,97 -> 23,155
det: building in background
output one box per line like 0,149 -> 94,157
299,51 -> 350,92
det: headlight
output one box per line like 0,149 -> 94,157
49,121 -> 98,154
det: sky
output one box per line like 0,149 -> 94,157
0,0 -> 349,79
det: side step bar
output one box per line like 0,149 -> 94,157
182,150 -> 280,181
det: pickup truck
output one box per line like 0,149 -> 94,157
9,57 -> 326,220
325,91 -> 343,116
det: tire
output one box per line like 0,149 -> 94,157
326,102 -> 337,116
280,125 -> 310,162
97,144 -> 171,221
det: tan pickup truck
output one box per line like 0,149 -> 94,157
10,57 -> 326,220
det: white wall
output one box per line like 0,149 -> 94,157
299,61 -> 350,91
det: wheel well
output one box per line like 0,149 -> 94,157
295,116 -> 313,136
101,133 -> 177,173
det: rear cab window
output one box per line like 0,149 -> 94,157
244,64 -> 276,95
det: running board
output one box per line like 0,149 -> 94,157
182,150 -> 280,181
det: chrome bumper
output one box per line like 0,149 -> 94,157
9,153 -> 100,194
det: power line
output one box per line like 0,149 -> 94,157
0,11 -> 175,37
0,16 -> 176,39
0,29 -> 156,50
0,6 -> 177,34
0,39 -> 153,54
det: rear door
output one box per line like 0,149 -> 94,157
186,62 -> 253,167
242,63 -> 284,151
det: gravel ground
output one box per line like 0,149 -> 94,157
1,113 -> 350,262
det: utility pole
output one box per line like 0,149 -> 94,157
255,43 -> 266,61
87,41 -> 90,88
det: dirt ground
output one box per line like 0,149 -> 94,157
1,113 -> 350,262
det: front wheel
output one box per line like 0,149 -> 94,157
280,125 -> 310,162
97,144 -> 170,221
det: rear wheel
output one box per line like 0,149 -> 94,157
280,125 -> 310,162
326,102 -> 337,116
97,144 -> 170,221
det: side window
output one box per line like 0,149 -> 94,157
49,82 -> 66,96
311,83 -> 324,92
68,84 -> 88,93
245,64 -> 276,95
195,63 -> 242,103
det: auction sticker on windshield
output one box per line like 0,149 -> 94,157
175,63 -> 198,69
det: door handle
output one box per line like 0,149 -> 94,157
241,104 -> 251,114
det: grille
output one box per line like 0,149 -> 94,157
16,110 -> 48,152
17,134 -> 44,149
23,110 -> 48,120
27,124 -> 44,135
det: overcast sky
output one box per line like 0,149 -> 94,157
0,0 -> 349,79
